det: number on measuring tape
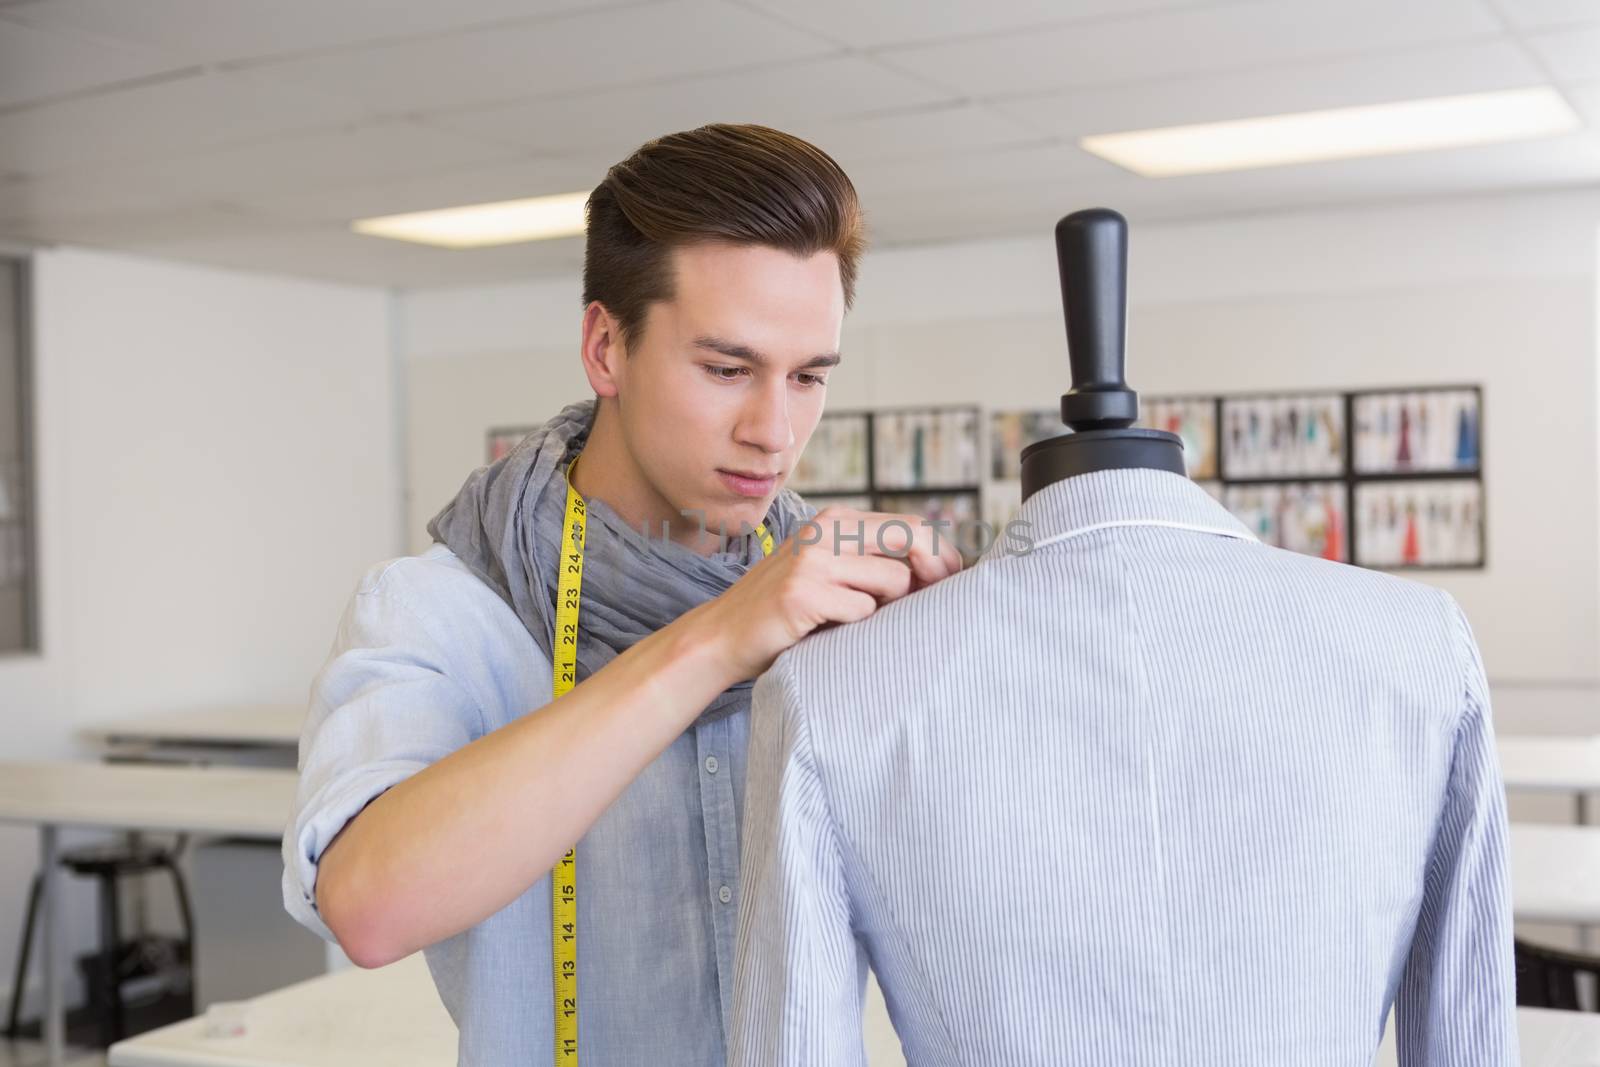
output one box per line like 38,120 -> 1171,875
549,465 -> 775,1065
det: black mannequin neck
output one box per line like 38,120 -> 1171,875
1018,428 -> 1186,503
1023,207 -> 1188,503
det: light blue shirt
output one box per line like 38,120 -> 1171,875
732,467 -> 1515,1066
283,543 -> 749,1066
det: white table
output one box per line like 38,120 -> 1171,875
0,761 -> 299,1067
85,706 -> 305,764
108,952 -> 453,1067
1499,736 -> 1600,819
1512,823 -> 1600,926
1501,738 -> 1600,949
106,950 -> 1600,1067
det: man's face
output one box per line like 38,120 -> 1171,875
613,241 -> 844,542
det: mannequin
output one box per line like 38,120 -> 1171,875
1020,208 -> 1185,502
733,215 -> 1514,1067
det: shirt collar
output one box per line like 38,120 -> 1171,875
979,467 -> 1256,564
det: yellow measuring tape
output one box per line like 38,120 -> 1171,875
551,456 -> 773,1065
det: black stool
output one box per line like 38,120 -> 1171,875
5,836 -> 195,1047
1515,937 -> 1600,1011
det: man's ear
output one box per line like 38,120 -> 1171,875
579,301 -> 625,399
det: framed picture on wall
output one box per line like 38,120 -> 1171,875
1352,387 -> 1481,475
1223,481 -> 1349,563
789,412 -> 870,494
1353,480 -> 1483,569
875,407 -> 981,490
1141,396 -> 1219,479
1221,394 -> 1345,479
0,459 -> 23,587
0,259 -> 37,652
989,410 -> 1064,482
487,425 -> 537,463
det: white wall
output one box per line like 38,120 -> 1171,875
402,188 -> 1600,726
0,247 -> 400,1019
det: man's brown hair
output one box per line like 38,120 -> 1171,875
582,124 -> 867,346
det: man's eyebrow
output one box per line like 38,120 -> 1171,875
692,335 -> 841,370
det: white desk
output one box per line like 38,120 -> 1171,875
85,706 -> 305,762
108,951 -> 1600,1067
0,761 -> 299,1067
1500,736 -> 1600,801
1512,823 -> 1600,926
1501,738 -> 1600,949
108,953 -> 453,1067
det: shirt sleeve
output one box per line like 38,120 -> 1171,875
281,560 -> 485,943
731,651 -> 869,1067
1395,597 -> 1518,1065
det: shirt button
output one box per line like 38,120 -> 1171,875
704,755 -> 719,775
718,885 -> 732,905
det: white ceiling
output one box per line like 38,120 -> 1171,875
0,0 -> 1596,289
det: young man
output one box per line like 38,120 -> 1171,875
282,124 -> 963,1065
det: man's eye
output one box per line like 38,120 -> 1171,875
796,374 -> 827,388
706,366 -> 748,381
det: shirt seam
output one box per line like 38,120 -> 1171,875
1109,535 -> 1181,1059
1417,592 -> 1483,882
983,515 -> 1255,567
1443,590 -> 1483,741
1030,517 -> 1258,551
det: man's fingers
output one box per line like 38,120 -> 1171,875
804,507 -> 966,590
823,586 -> 879,626
908,536 -> 960,587
900,522 -> 963,587
832,552 -> 914,605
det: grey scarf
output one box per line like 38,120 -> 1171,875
426,398 -> 814,725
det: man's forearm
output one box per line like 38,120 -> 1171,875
316,608 -> 738,967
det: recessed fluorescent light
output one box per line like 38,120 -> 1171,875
1080,87 -> 1581,177
351,190 -> 591,248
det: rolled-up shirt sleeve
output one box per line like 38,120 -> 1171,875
282,560 -> 485,942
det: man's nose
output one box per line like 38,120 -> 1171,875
736,382 -> 794,456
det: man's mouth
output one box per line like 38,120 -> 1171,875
717,469 -> 779,497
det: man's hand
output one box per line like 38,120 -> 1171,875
686,505 -> 964,682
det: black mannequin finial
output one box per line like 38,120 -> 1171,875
1019,208 -> 1186,502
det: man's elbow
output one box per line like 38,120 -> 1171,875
343,937 -> 409,971
315,841 -> 412,970
318,875 -> 413,969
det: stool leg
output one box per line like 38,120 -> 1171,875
100,873 -> 125,1045
40,827 -> 62,1066
4,872 -> 43,1037
158,858 -> 196,1013
159,859 -> 195,950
